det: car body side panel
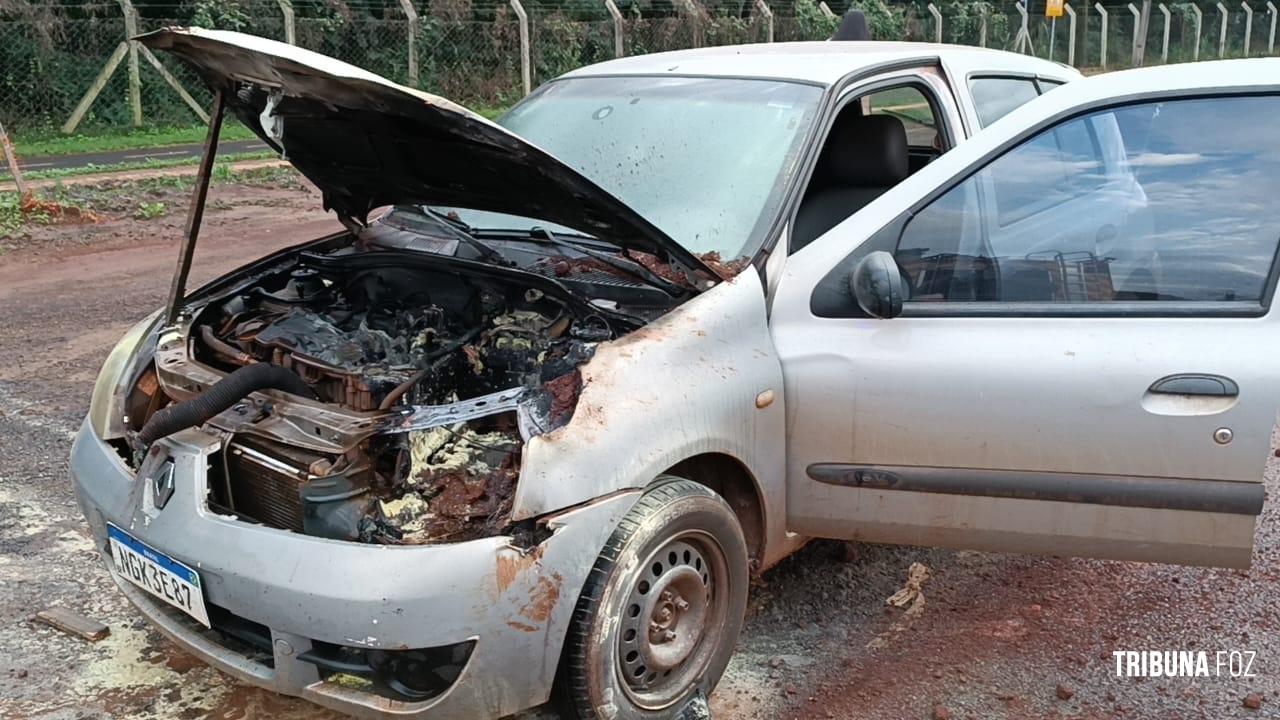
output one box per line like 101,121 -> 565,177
770,68 -> 1280,569
514,270 -> 793,568
775,313 -> 1273,568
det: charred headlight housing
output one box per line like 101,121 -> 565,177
89,312 -> 161,439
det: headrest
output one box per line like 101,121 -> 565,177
823,114 -> 910,187
831,11 -> 870,41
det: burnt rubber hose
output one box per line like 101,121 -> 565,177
137,363 -> 314,447
200,325 -> 254,365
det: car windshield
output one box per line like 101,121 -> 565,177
440,75 -> 823,260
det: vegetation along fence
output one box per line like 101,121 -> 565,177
2,0 -> 1278,136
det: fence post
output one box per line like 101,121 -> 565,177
1095,3 -> 1109,68
927,3 -> 943,43
1159,3 -> 1171,60
1190,2 -> 1202,59
819,2 -> 837,19
396,0 -> 419,87
63,43 -> 129,133
675,0 -> 703,47
1217,2 -> 1229,56
1128,3 -> 1141,63
605,0 -> 625,57
510,0 -> 531,95
1133,1 -> 1152,65
1242,2 -> 1254,54
1014,1 -> 1034,53
1065,3 -> 1077,64
0,122 -> 29,197
138,46 -> 210,122
1268,1 -> 1277,52
277,0 -> 296,45
755,0 -> 775,42
118,0 -> 142,127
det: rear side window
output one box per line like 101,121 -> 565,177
969,77 -> 1041,127
865,85 -> 939,148
895,95 -> 1280,306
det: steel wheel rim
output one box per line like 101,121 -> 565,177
615,531 -> 729,710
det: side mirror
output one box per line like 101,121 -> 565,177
848,251 -> 905,318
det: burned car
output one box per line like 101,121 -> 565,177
75,28 -> 1280,720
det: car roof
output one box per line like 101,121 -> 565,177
560,40 -> 1074,85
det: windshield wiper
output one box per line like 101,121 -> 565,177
420,208 -> 509,265
528,226 -> 690,296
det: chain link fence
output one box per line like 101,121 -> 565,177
3,1 -> 1278,136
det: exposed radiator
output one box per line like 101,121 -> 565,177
218,438 -> 312,532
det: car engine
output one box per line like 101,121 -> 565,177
122,242 -> 632,546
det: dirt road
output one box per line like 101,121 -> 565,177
1,178 -> 1276,719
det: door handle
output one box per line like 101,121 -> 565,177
1148,374 -> 1239,397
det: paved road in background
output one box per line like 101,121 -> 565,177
0,138 -> 267,178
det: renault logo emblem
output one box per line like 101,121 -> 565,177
152,460 -> 176,510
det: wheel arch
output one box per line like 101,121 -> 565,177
663,453 -> 767,573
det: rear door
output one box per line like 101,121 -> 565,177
772,88 -> 1280,568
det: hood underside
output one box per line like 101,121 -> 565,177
138,27 -> 712,276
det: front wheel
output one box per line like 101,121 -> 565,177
557,477 -> 749,719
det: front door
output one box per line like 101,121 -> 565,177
772,90 -> 1280,568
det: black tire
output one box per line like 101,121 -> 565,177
557,476 -> 749,720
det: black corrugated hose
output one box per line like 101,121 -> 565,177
137,363 -> 314,447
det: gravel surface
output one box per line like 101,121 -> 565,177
0,176 -> 1275,720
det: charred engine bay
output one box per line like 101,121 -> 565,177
140,237 -> 660,546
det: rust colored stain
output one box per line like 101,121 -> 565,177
507,620 -> 539,633
495,544 -> 544,594
543,369 -> 583,424
631,251 -> 697,287
546,256 -> 632,279
697,251 -> 750,280
18,195 -> 101,225
517,572 -> 563,625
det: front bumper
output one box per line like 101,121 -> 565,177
70,419 -> 638,720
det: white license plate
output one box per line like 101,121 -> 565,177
107,524 -> 210,628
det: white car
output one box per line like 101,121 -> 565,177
74,28 -> 1278,720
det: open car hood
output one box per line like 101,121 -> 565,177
139,27 -> 712,276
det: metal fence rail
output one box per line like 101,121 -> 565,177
2,1 -> 1278,135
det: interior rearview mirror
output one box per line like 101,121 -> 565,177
848,251 -> 905,319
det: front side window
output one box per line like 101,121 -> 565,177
895,95 -> 1280,306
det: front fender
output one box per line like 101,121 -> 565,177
514,270 -> 787,550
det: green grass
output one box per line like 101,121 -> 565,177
1,163 -> 303,242
15,103 -> 506,156
10,121 -> 258,158
0,192 -> 27,238
12,104 -> 509,158
133,201 -> 167,220
21,150 -> 275,181
473,106 -> 509,121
